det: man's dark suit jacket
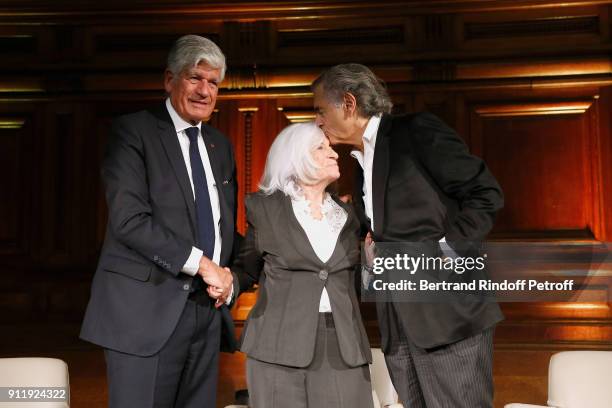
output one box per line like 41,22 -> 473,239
354,112 -> 505,351
234,191 -> 372,368
80,104 -> 238,356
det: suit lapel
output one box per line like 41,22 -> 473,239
155,105 -> 197,236
353,167 -> 370,232
372,114 -> 392,239
202,124 -> 233,263
324,197 -> 357,270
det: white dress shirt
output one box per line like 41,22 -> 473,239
291,193 -> 347,313
164,98 -> 222,275
350,115 -> 381,231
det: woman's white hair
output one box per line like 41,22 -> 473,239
259,121 -> 327,199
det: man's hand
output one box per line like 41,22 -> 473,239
364,232 -> 375,267
362,232 -> 376,290
206,267 -> 233,308
198,257 -> 233,295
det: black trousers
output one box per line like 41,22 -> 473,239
383,304 -> 495,408
246,313 -> 373,408
104,293 -> 221,408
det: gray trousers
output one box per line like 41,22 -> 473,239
384,305 -> 495,408
246,313 -> 373,408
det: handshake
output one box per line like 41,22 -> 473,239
198,256 -> 233,307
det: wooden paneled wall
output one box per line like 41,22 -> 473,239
1,1 -> 612,406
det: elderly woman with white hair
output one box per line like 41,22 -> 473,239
233,121 -> 373,408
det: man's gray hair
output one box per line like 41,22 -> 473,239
312,63 -> 392,117
259,121 -> 326,200
167,35 -> 226,81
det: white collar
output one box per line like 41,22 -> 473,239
165,98 -> 202,134
291,192 -> 339,221
362,114 -> 381,146
291,192 -> 333,207
350,115 -> 382,162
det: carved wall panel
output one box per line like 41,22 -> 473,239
470,98 -> 603,239
0,111 -> 34,258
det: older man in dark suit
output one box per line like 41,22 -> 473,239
80,35 -> 238,408
312,63 -> 504,408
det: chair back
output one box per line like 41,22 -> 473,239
370,348 -> 401,407
547,351 -> 612,408
0,357 -> 70,407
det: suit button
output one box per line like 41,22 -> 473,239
183,284 -> 190,291
318,269 -> 328,281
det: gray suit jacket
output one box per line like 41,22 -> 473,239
234,191 -> 372,368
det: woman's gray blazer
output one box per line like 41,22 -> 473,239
234,190 -> 372,368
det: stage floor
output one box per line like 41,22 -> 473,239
1,322 -> 548,407
0,323 -> 247,408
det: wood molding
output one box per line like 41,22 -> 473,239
238,106 -> 259,231
465,15 -> 600,40
277,25 -> 404,47
2,1 -> 612,21
0,55 -> 609,94
474,100 -> 595,116
277,108 -> 315,123
0,118 -> 25,129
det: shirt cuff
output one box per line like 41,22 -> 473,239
224,284 -> 234,305
439,236 -> 460,259
181,247 -> 203,276
362,265 -> 373,290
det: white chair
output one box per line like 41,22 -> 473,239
504,351 -> 612,408
370,348 -> 404,408
0,357 -> 70,407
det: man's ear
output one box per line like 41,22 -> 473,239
343,92 -> 357,115
164,69 -> 175,94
